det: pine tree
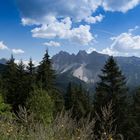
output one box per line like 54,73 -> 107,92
94,56 -> 128,135
27,58 -> 36,91
37,50 -> 55,90
16,60 -> 29,108
37,50 -> 63,114
27,58 -> 35,75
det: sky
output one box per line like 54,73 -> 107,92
1,0 -> 140,63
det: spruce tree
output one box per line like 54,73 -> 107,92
94,56 -> 128,135
27,58 -> 36,91
27,58 -> 35,75
16,60 -> 29,108
37,50 -> 63,114
37,50 -> 55,90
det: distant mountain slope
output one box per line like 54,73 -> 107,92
52,51 -> 140,89
1,53 -> 140,91
0,58 -> 7,65
0,58 -> 7,73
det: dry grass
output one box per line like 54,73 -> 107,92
0,103 -> 123,140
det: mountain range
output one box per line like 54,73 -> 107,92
1,51 -> 140,91
52,50 -> 140,91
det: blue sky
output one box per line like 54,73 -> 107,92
1,0 -> 140,62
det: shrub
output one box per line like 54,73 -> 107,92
0,95 -> 11,116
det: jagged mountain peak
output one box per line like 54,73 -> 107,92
77,50 -> 87,56
52,50 -> 140,88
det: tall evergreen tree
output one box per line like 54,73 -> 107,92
16,60 -> 29,108
37,50 -> 55,90
3,55 -> 18,110
37,50 -> 63,114
27,58 -> 35,75
94,56 -> 128,135
27,58 -> 36,91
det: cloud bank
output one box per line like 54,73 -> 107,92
98,26 -> 140,57
17,0 -> 140,22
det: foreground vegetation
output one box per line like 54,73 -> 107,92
0,103 -> 122,140
0,50 -> 140,139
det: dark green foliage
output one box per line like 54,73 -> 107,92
27,58 -> 35,76
1,50 -> 140,139
130,88 -> 140,139
37,50 -> 64,114
27,89 -> 55,124
94,56 -> 128,135
1,51 -> 63,116
26,58 -> 36,92
37,50 -> 56,90
48,89 -> 64,115
65,82 -> 72,110
3,55 -> 19,110
3,57 -> 29,111
65,83 -> 91,118
133,88 -> 140,126
0,94 -> 11,116
16,60 -> 29,108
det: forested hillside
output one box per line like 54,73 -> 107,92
0,50 -> 140,139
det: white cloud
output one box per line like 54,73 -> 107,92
128,25 -> 139,33
100,47 -> 117,56
12,49 -> 25,54
103,0 -> 140,13
111,33 -> 140,56
32,17 -> 93,45
18,0 -> 140,24
43,41 -> 60,47
21,15 -> 57,26
99,27 -> 140,56
32,17 -> 72,39
85,14 -> 104,24
17,0 -> 101,45
67,25 -> 94,45
0,41 -> 8,50
17,0 -> 140,46
21,18 -> 40,26
86,47 -> 96,54
18,0 -> 102,22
